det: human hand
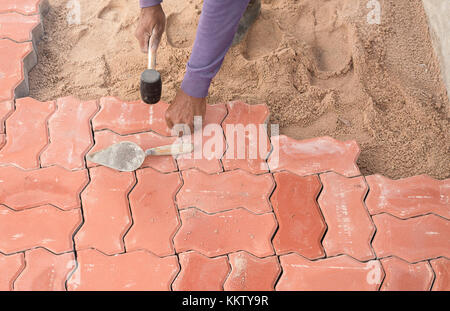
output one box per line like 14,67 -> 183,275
135,5 -> 166,53
165,88 -> 207,133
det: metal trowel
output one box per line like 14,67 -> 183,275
86,141 -> 193,172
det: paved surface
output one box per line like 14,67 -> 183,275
0,0 -> 449,291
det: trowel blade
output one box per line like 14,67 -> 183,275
86,141 -> 146,172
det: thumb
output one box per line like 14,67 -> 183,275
138,31 -> 151,53
149,25 -> 163,52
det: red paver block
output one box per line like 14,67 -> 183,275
380,257 -> 433,291
172,251 -> 230,291
124,168 -> 181,256
0,253 -> 24,291
222,101 -> 271,174
0,40 -> 33,101
174,208 -> 277,257
0,166 -> 89,211
92,97 -> 170,135
276,254 -> 384,291
176,103 -> 227,174
0,204 -> 81,254
271,172 -> 326,258
372,213 -> 450,262
87,130 -> 177,173
177,169 -> 274,214
430,257 -> 450,291
75,166 -> 135,255
0,98 -> 55,169
14,248 -> 75,291
0,101 -> 14,133
0,0 -> 43,15
268,135 -> 361,177
318,172 -> 375,261
40,97 -> 98,170
67,249 -> 179,291
0,12 -> 40,42
366,174 -> 450,219
224,251 -> 281,291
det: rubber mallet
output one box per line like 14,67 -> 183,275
140,39 -> 161,105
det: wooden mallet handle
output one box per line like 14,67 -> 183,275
148,34 -> 157,69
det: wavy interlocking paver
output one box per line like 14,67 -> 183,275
379,257 -> 433,291
366,174 -> 450,219
176,103 -> 227,174
0,40 -> 33,101
67,249 -> 179,291
271,172 -> 325,258
224,251 -> 281,291
0,0 -> 44,15
318,172 -> 375,261
276,254 -> 384,291
0,100 -> 13,133
40,97 -> 98,170
222,101 -> 270,174
0,97 -> 55,169
177,169 -> 274,214
75,166 -> 135,255
87,130 -> 177,173
430,257 -> 450,291
0,166 -> 88,211
124,168 -> 181,256
0,13 -> 40,42
174,208 -> 277,257
268,135 -> 361,177
0,204 -> 81,254
172,251 -> 229,291
372,213 -> 450,262
92,97 -> 171,136
0,253 -> 24,291
14,248 -> 75,291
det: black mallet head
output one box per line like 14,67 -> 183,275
140,68 -> 161,105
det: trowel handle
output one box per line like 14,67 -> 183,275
145,143 -> 194,156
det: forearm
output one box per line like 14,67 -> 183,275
140,0 -> 162,8
181,0 -> 250,98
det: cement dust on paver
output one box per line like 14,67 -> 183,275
28,0 -> 449,179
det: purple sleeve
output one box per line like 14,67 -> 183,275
181,0 -> 250,98
140,0 -> 162,8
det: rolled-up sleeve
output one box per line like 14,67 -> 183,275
140,0 -> 162,8
181,0 -> 250,98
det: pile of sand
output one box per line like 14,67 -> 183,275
29,0 -> 449,179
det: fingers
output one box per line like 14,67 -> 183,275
165,90 -> 206,133
149,24 -> 164,52
136,5 -> 166,53
135,27 -> 151,53
165,108 -> 195,133
136,24 -> 163,54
